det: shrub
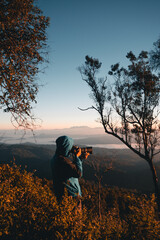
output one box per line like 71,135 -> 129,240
0,163 -> 58,239
0,163 -> 160,239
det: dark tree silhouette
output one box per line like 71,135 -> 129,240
150,36 -> 160,71
0,0 -> 50,128
78,52 -> 160,214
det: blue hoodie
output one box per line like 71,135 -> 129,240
51,136 -> 83,200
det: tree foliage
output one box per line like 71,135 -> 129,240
150,36 -> 160,71
0,0 -> 49,128
109,51 -> 160,158
79,53 -> 160,156
79,51 -> 160,213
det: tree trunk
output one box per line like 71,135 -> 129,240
148,160 -> 160,216
98,179 -> 102,220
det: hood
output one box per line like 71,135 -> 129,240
55,135 -> 74,157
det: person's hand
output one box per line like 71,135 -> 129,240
80,152 -> 90,160
75,146 -> 82,157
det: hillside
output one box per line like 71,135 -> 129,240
0,143 -> 159,193
1,163 -> 160,239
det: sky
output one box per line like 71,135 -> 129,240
0,0 -> 160,130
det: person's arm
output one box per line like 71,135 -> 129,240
60,155 -> 82,178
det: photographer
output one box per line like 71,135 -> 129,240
50,135 -> 90,203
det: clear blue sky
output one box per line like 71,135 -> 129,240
1,0 -> 160,129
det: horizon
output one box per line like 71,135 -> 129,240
0,125 -> 124,147
0,125 -> 104,131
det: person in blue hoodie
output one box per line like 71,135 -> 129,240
51,135 -> 89,203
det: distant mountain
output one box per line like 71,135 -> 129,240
34,126 -> 106,138
0,126 -> 117,145
74,135 -> 122,145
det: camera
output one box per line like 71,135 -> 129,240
71,146 -> 93,154
81,147 -> 92,154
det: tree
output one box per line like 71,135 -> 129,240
0,0 -> 49,129
78,52 -> 160,214
92,161 -> 112,221
150,36 -> 160,71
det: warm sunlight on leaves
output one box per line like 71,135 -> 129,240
0,0 -> 49,129
1,163 -> 160,239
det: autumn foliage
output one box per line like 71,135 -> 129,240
0,0 -> 49,128
1,163 -> 160,239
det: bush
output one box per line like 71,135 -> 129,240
0,163 -> 58,239
0,163 -> 160,239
